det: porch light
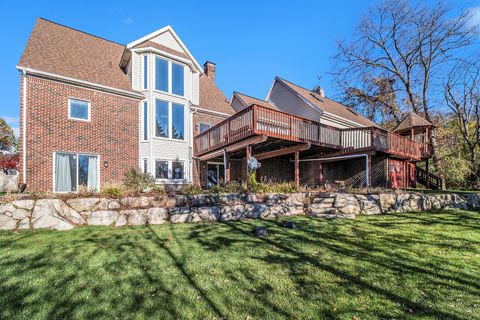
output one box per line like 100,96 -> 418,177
104,160 -> 109,169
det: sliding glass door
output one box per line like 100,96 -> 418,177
55,153 -> 98,192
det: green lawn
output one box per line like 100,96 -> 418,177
0,211 -> 479,319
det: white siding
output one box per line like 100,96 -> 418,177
131,31 -> 197,184
151,31 -> 185,53
268,81 -> 321,122
231,96 -> 247,112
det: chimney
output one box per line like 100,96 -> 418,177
204,61 -> 216,81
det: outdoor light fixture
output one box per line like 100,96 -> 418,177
104,160 -> 109,169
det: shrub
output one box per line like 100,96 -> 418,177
151,185 -> 166,194
101,184 -> 124,198
123,168 -> 155,193
181,184 -> 203,195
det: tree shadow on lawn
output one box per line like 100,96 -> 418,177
0,228 -> 197,319
186,214 -> 480,319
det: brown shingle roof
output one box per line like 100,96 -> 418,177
278,78 -> 380,128
393,112 -> 433,133
18,18 -> 140,96
132,40 -> 190,61
233,92 -> 277,110
199,74 -> 235,115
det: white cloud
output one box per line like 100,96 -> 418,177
468,7 -> 480,27
123,17 -> 134,24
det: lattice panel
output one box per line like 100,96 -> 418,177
300,161 -> 321,187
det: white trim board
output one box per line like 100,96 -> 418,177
127,26 -> 202,73
16,66 -> 145,100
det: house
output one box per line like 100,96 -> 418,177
17,18 -> 438,192
17,18 -> 233,192
196,80 -> 438,190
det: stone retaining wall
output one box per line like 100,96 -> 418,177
0,191 -> 479,231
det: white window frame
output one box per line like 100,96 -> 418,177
142,54 -> 149,90
141,157 -> 149,174
154,159 -> 186,183
52,151 -> 100,193
68,98 -> 91,122
154,99 -> 185,141
141,101 -> 149,142
153,54 -> 185,98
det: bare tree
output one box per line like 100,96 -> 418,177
444,60 -> 480,185
332,0 -> 478,174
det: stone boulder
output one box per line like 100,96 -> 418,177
32,199 -> 82,230
87,211 -> 119,226
379,193 -> 397,213
147,208 -> 169,225
0,214 -> 17,230
67,198 -> 100,212
334,194 -> 360,215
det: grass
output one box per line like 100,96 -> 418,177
0,211 -> 479,319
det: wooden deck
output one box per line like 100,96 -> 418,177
194,105 -> 426,161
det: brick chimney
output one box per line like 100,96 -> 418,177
203,61 -> 216,81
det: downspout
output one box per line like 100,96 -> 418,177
190,106 -> 198,184
22,70 -> 27,184
290,154 -> 370,187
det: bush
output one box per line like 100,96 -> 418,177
123,168 -> 155,193
100,184 -> 124,198
151,185 -> 166,194
181,184 -> 203,195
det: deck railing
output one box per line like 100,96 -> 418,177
194,104 -> 423,160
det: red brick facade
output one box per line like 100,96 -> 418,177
20,75 -> 140,192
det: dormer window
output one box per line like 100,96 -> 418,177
154,56 -> 185,97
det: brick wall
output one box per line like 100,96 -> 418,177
192,110 -> 228,186
21,75 -> 140,192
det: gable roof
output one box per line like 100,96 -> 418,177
126,25 -> 202,73
393,112 -> 433,133
272,77 -> 380,128
17,18 -> 142,97
232,92 -> 277,110
199,74 -> 235,115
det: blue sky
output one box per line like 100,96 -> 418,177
1,0 -> 479,135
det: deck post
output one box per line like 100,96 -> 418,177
245,145 -> 251,184
319,162 -> 323,187
294,151 -> 300,189
410,128 -> 414,141
224,150 -> 230,184
367,155 -> 372,188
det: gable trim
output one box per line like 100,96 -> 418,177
127,26 -> 202,73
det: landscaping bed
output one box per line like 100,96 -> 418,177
0,211 -> 479,319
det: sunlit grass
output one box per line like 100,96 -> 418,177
0,210 -> 479,319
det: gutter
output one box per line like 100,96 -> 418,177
290,153 -> 370,187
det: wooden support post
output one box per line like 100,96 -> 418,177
245,145 -> 251,183
294,151 -> 300,189
224,151 -> 230,184
367,155 -> 372,188
319,162 -> 323,187
411,128 -> 414,141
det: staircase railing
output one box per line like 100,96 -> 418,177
416,166 -> 443,190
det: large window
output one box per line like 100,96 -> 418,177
68,98 -> 90,121
155,57 -> 169,92
154,56 -> 185,97
155,100 -> 184,140
142,101 -> 148,141
172,103 -> 184,140
55,153 -> 98,192
155,100 -> 169,138
172,63 -> 184,96
143,55 -> 148,90
155,160 -> 185,180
